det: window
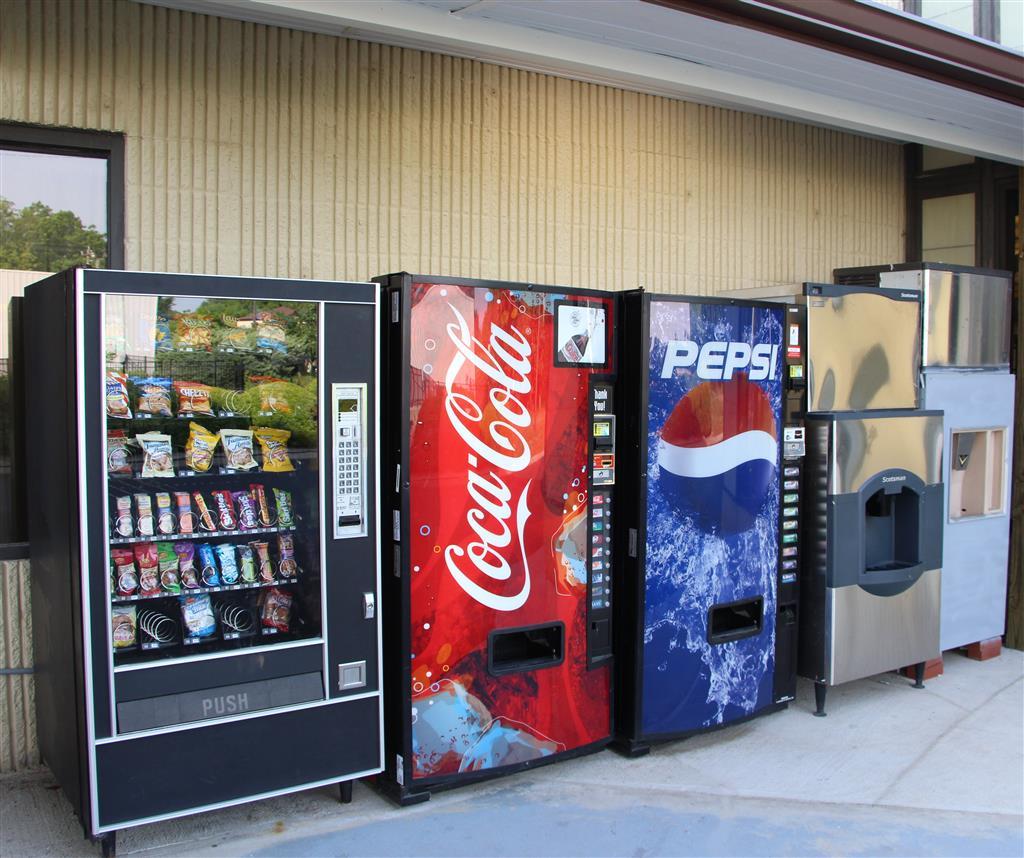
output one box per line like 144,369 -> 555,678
0,123 -> 124,557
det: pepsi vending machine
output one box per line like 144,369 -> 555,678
614,292 -> 796,754
377,274 -> 615,803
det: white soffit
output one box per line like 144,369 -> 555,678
146,0 -> 1024,164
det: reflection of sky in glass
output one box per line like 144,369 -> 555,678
0,149 -> 107,229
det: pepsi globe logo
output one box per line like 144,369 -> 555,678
657,373 -> 777,535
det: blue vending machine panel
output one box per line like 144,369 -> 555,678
641,298 -> 784,736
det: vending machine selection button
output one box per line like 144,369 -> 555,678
784,467 -> 800,477
782,520 -> 798,531
783,493 -> 799,504
782,546 -> 798,557
783,506 -> 798,517
782,559 -> 798,570
784,480 -> 799,490
782,533 -> 798,544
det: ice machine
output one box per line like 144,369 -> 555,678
835,263 -> 1014,656
24,269 -> 383,855
801,410 -> 944,713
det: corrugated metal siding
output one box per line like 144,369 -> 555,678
0,0 -> 905,289
0,0 -> 906,772
0,560 -> 37,771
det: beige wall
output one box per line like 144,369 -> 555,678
1,0 -> 905,292
0,0 -> 906,772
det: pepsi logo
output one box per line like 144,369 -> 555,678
661,340 -> 778,381
657,374 -> 778,535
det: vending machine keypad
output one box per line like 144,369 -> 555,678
333,384 -> 367,539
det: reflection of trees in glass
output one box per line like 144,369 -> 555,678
0,196 -> 107,270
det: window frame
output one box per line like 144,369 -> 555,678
0,122 -> 126,558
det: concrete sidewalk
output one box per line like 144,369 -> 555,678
2,649 -> 1021,857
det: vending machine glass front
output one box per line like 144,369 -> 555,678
103,295 -> 322,672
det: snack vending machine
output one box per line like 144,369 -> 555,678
613,293 -> 794,754
25,269 -> 382,854
377,274 -> 615,803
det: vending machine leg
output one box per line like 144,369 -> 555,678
338,781 -> 353,804
911,662 -> 926,689
610,738 -> 652,759
91,832 -> 116,858
813,682 -> 827,717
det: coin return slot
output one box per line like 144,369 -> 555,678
707,597 -> 763,645
488,623 -> 564,676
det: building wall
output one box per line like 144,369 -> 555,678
0,0 -> 906,772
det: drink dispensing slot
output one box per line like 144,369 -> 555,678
864,486 -> 921,572
707,597 -> 764,644
488,623 -> 565,676
949,428 -> 1006,519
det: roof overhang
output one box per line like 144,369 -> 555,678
137,0 -> 1024,164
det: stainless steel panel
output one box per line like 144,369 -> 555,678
820,413 -> 943,495
826,569 -> 941,685
879,269 -> 1012,368
805,292 -> 920,411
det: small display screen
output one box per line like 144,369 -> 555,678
593,421 -> 611,437
338,398 -> 358,414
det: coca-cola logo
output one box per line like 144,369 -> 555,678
442,302 -> 534,612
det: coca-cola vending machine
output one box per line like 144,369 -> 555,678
376,274 -> 616,803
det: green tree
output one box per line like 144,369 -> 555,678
0,196 -> 107,271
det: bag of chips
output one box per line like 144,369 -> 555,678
175,542 -> 200,589
154,314 -> 173,352
249,376 -> 292,414
157,542 -> 180,594
107,430 -> 133,476
260,587 -> 292,632
277,533 -> 297,579
192,491 -> 216,531
251,541 -> 274,582
174,382 -> 215,417
254,427 -> 293,472
255,312 -> 288,354
180,593 -> 216,638
155,492 -> 175,535
173,313 -> 213,351
135,493 -> 155,536
215,543 -> 239,584
251,483 -> 273,526
106,372 -> 132,419
220,316 -> 251,351
112,548 -> 138,597
136,433 -> 174,478
198,543 -> 220,587
185,422 -> 218,472
132,376 -> 173,417
273,488 -> 294,528
238,544 -> 257,583
220,429 -> 257,470
134,543 -> 160,596
112,606 -> 138,649
175,492 -> 195,534
113,496 -> 133,538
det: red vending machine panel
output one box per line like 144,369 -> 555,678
380,275 -> 615,802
